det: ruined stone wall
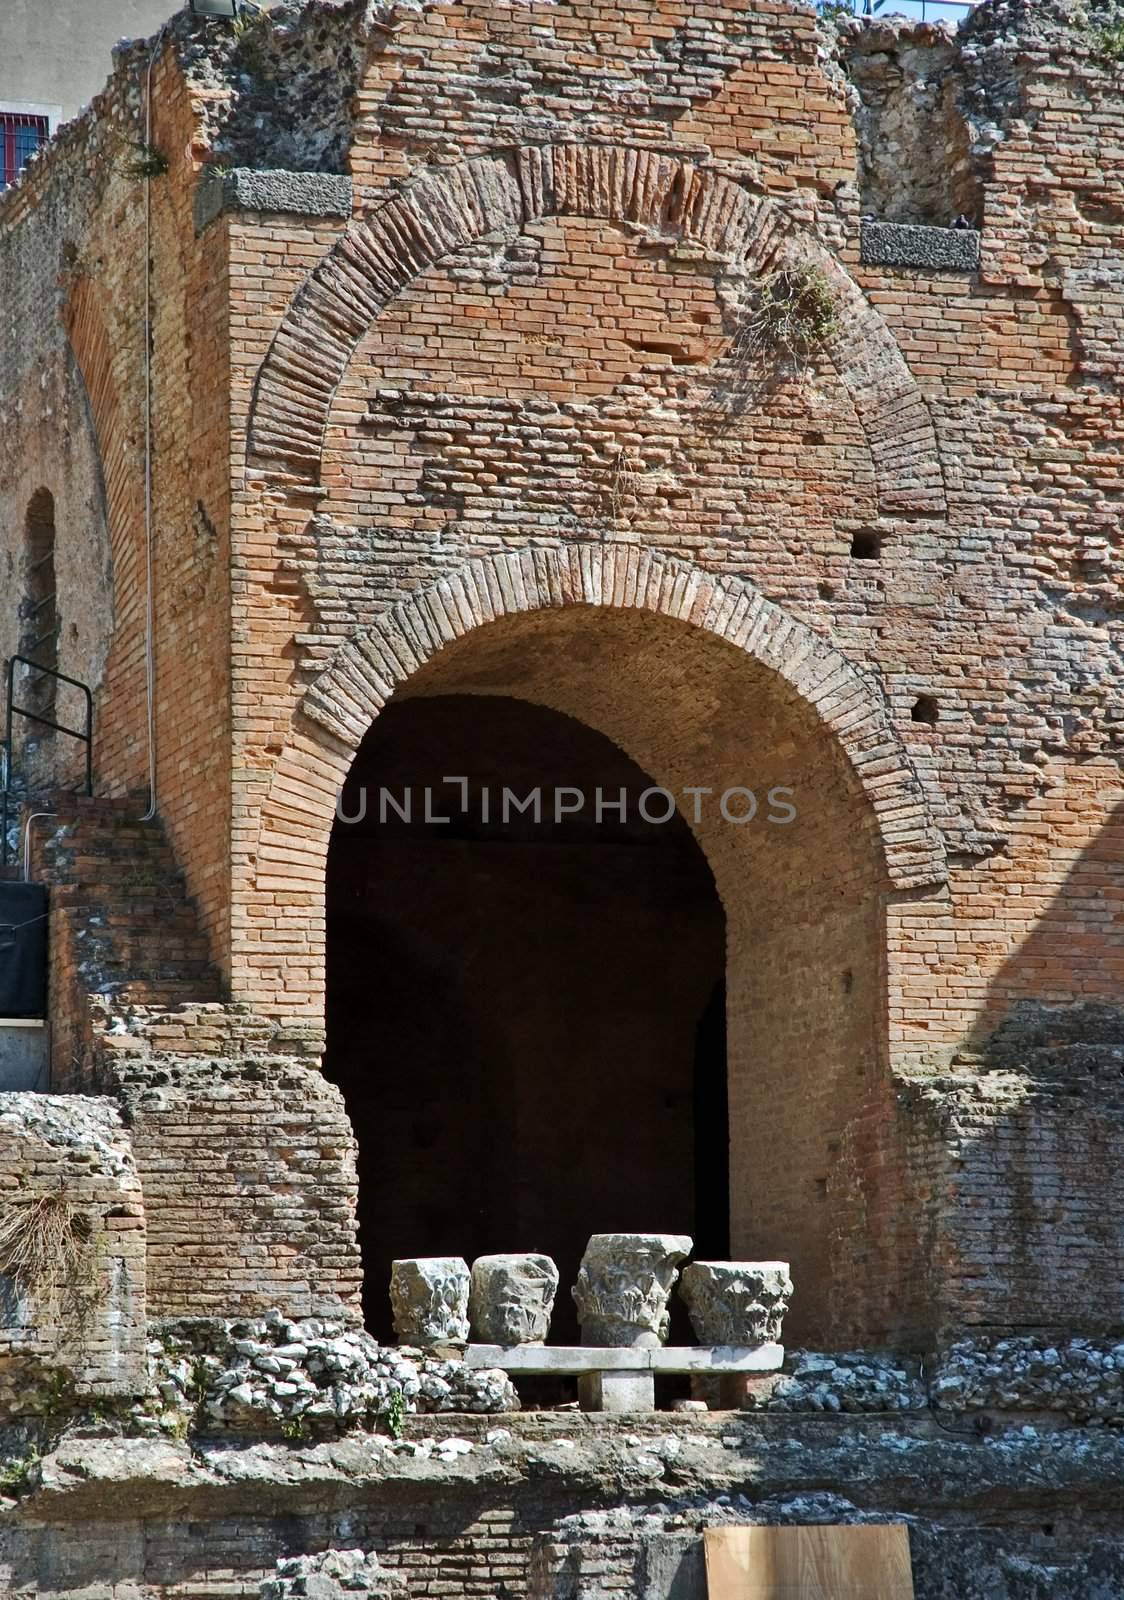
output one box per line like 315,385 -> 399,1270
198,0 -> 1113,1343
7,0 -> 1118,1051
0,97 -> 120,793
6,1412 -> 1124,1599
107,1050 -> 363,1321
214,0 -> 1123,1058
0,36 -> 233,966
1,0 -> 1122,1352
0,1095 -> 146,1396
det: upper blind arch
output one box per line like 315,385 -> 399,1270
245,145 -> 945,519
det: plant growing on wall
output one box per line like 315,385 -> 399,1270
711,261 -> 841,416
381,1389 -> 407,1439
120,141 -> 169,180
0,1195 -> 96,1329
740,263 -> 841,368
0,1447 -> 40,1497
1094,19 -> 1124,58
233,8 -> 277,77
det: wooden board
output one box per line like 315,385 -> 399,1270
704,1525 -> 914,1599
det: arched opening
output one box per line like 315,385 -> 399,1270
321,602 -> 895,1346
20,489 -> 59,725
327,694 -> 727,1341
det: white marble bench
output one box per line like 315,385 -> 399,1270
461,1342 -> 784,1411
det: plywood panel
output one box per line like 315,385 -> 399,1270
704,1525 -> 914,1599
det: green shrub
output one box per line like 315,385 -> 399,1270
121,142 -> 169,180
1095,19 -> 1124,58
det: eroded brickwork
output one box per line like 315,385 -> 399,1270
0,1094 -> 145,1395
0,0 -> 1120,1403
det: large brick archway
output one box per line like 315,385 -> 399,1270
240,543 -> 946,1342
246,145 -> 945,519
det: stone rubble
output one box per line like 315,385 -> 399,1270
113,1330 -> 1124,1432
261,1549 -> 407,1598
932,1336 -> 1124,1420
738,1338 -> 1124,1422
145,1311 -> 517,1437
742,1350 -> 927,1413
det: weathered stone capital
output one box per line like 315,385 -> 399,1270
390,1257 -> 470,1346
469,1254 -> 559,1345
679,1261 -> 793,1346
572,1233 -> 693,1348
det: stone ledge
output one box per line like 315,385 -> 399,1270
195,169 -> 352,234
860,221 -> 981,273
462,1343 -> 784,1374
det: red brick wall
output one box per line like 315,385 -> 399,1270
2,0 -> 1122,1343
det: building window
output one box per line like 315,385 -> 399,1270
1,112 -> 50,188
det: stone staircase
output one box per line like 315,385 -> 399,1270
31,795 -> 222,1015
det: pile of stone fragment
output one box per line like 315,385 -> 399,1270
144,1234 -> 795,1435
147,1310 -> 517,1435
932,1336 -> 1124,1420
261,1550 -> 406,1599
742,1338 -> 1124,1420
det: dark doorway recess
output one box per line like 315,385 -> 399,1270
325,693 -> 728,1341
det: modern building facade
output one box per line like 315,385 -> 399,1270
0,0 -> 182,182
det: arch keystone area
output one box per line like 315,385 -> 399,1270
255,545 -> 948,902
246,146 -> 945,518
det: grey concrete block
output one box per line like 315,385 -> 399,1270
195,169 -> 352,233
578,1369 -> 656,1412
0,1020 -> 48,1090
861,221 -> 981,273
641,1536 -> 706,1600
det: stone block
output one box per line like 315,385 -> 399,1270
194,168 -> 353,234
463,1343 -> 784,1373
572,1233 -> 692,1347
860,220 -> 980,272
469,1253 -> 559,1344
577,1369 -> 656,1412
390,1257 -> 470,1346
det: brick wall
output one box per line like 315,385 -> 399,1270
0,37 -> 233,967
0,0 -> 1121,1347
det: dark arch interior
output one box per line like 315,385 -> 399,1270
325,693 -> 728,1342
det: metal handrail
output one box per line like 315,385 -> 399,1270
823,0 -> 976,16
1,656 -> 93,868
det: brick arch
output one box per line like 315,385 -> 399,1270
252,545 -> 946,934
62,277 -> 129,550
247,145 -> 945,517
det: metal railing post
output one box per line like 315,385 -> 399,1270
1,656 -> 95,872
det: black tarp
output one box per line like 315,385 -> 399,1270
0,883 -> 47,1018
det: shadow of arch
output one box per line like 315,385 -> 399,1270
246,145 -> 945,518
978,789 -> 1124,1033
